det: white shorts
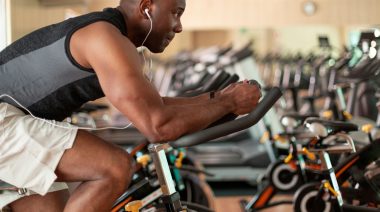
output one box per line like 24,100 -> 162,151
0,182 -> 68,211
0,103 -> 78,209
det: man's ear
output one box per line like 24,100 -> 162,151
139,0 -> 152,19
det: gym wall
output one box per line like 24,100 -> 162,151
181,0 -> 380,29
8,0 -> 380,57
10,0 -> 86,41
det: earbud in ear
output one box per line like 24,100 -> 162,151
144,8 -> 151,18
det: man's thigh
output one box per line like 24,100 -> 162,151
55,130 -> 134,182
10,190 -> 69,212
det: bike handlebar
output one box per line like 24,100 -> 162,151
170,87 -> 283,148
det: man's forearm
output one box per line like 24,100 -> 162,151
162,92 -> 213,105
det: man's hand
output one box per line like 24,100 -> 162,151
217,80 -> 262,115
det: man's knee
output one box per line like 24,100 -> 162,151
106,147 -> 135,189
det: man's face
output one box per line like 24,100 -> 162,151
145,0 -> 186,53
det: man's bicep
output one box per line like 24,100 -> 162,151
83,25 -> 149,99
82,25 -> 164,118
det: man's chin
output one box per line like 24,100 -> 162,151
148,45 -> 166,54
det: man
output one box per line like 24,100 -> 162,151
0,0 -> 261,211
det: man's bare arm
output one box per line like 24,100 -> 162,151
71,22 -> 260,143
162,93 -> 211,105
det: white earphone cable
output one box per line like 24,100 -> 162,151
141,9 -> 154,82
0,94 -> 132,131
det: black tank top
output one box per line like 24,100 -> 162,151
0,8 -> 127,121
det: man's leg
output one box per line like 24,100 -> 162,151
57,130 -> 135,212
9,129 -> 135,212
10,190 -> 69,212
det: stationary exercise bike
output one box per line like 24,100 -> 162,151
111,141 -> 216,212
293,117 -> 380,212
111,87 -> 282,212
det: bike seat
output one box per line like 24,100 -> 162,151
281,113 -> 319,128
305,117 -> 358,137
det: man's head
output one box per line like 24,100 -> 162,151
119,0 -> 186,53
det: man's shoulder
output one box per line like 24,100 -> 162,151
70,7 -> 127,37
79,21 -> 126,43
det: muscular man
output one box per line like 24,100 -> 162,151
0,0 -> 261,211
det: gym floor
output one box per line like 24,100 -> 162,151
214,195 -> 292,212
210,182 -> 292,212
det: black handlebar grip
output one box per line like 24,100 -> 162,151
170,87 -> 282,148
207,79 -> 262,128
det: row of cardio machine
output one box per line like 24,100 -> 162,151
60,31 -> 380,212
141,30 -> 380,212
239,32 -> 380,211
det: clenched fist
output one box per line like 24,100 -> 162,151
217,80 -> 262,115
